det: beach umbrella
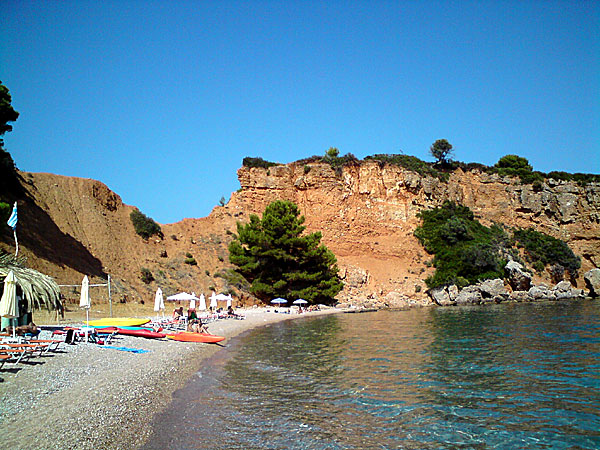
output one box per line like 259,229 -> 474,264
271,298 -> 287,305
79,275 -> 91,342
166,292 -> 196,301
209,292 -> 217,309
227,296 -> 232,308
190,292 -> 196,310
293,299 -> 308,305
0,271 -> 18,337
199,293 -> 207,311
154,287 -> 165,317
214,293 -> 231,301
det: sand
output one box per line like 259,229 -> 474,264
0,307 -> 342,450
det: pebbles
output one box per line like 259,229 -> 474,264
0,308 -> 340,450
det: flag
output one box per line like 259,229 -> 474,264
7,202 -> 17,230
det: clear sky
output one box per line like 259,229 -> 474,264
2,0 -> 598,224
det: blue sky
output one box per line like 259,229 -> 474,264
2,0 -> 598,224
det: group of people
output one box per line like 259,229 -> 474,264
172,306 -> 208,333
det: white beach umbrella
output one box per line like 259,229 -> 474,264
214,293 -> 230,301
227,296 -> 232,308
271,298 -> 287,305
210,292 -> 217,309
79,275 -> 90,309
293,299 -> 308,305
79,275 -> 91,342
0,271 -> 18,337
166,292 -> 196,301
199,293 -> 207,311
154,287 -> 165,317
190,292 -> 196,310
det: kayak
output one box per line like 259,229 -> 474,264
89,325 -> 160,331
96,327 -> 165,339
87,318 -> 150,327
166,332 -> 225,343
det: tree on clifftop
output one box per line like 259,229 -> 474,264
228,200 -> 343,304
429,139 -> 453,165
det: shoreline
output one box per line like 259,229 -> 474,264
0,307 -> 342,450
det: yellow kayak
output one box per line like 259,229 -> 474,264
86,317 -> 150,327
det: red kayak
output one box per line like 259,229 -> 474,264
166,332 -> 225,343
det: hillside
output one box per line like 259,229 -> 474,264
1,162 -> 598,309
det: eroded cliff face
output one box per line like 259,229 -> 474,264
2,164 -> 598,308
225,161 -> 600,306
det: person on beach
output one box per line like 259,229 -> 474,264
173,307 -> 184,319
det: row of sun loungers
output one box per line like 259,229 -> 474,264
0,333 -> 65,370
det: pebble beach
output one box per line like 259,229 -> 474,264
0,307 -> 341,450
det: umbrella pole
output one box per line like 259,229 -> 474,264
85,309 -> 89,343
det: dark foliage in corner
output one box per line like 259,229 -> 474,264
130,209 -> 162,239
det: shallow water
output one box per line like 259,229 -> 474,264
143,300 -> 600,449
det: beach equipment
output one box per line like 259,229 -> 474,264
190,292 -> 197,310
271,298 -> 287,305
0,271 -> 18,337
166,332 -> 225,343
87,318 -> 150,327
293,299 -> 308,305
209,292 -> 217,309
166,292 -> 197,302
199,293 -> 207,311
80,276 -> 91,342
154,287 -> 165,317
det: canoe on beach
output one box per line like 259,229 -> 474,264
87,318 -> 151,327
166,332 -> 225,343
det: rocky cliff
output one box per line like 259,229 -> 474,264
1,162 -> 598,308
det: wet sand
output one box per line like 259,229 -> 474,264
0,307 -> 341,450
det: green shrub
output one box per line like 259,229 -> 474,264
140,268 -> 154,284
513,228 -> 580,274
242,156 -> 278,169
184,253 -> 197,265
303,165 -> 311,174
322,151 -> 360,176
414,201 -> 507,288
365,154 -> 449,182
130,209 -> 162,239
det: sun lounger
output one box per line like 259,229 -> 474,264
0,347 -> 32,365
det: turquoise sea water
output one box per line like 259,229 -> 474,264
143,300 -> 600,449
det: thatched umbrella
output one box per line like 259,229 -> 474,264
0,253 -> 62,317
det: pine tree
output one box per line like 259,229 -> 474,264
229,200 -> 343,304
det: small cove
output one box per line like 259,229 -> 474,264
143,300 -> 600,450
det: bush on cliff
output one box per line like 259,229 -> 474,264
228,200 -> 343,304
130,209 -> 162,240
513,228 -> 580,275
414,201 -> 508,288
242,156 -> 278,169
365,154 -> 450,181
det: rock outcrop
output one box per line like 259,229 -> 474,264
584,269 -> 600,297
2,161 -> 599,307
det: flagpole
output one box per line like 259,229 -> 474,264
13,229 -> 18,257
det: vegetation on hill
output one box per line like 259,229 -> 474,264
513,228 -> 580,276
228,200 -> 343,304
0,82 -> 22,198
130,209 -> 162,239
365,154 -> 450,181
415,201 -> 582,289
242,156 -> 279,169
414,201 -> 508,288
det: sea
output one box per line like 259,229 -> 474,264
142,300 -> 600,450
